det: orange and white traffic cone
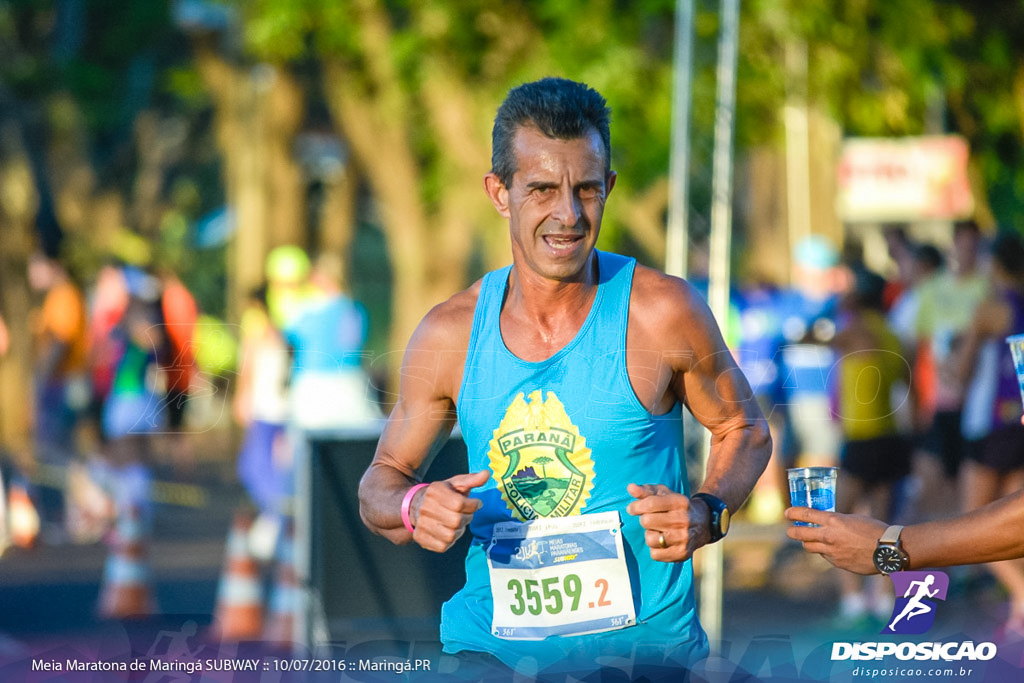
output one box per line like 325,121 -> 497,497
8,483 -> 40,550
97,505 -> 157,619
262,517 -> 298,648
211,510 -> 264,641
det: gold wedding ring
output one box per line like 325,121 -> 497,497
658,533 -> 667,549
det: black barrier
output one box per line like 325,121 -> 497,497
307,437 -> 471,643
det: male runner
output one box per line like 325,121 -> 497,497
359,77 -> 771,677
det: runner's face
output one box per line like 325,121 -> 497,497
486,126 -> 615,283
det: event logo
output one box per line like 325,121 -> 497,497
883,571 -> 949,635
488,391 -> 594,521
833,570 -> 997,664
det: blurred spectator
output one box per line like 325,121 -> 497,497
913,221 -> 989,519
29,251 -> 90,542
888,244 -> 944,355
158,268 -> 199,474
233,283 -> 292,537
239,243 -> 317,545
957,231 -> 1024,632
86,263 -> 131,446
283,252 -> 381,432
881,224 -> 916,311
776,235 -> 843,468
100,292 -> 167,530
735,276 -> 790,523
264,245 -> 315,330
830,268 -> 911,626
885,244 -> 945,439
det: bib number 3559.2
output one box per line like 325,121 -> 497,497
486,511 -> 636,640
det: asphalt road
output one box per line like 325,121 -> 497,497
0,473 -> 232,633
1,479 -> 1023,682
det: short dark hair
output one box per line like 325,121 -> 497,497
491,77 -> 612,187
953,219 -> 981,238
847,266 -> 886,311
992,231 -> 1024,278
915,243 -> 945,271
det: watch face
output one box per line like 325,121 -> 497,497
719,507 -> 731,536
873,546 -> 906,574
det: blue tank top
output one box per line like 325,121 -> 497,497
441,251 -> 708,671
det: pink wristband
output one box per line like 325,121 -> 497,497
401,483 -> 430,533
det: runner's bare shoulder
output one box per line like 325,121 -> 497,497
400,281 -> 483,402
411,281 -> 481,352
629,264 -> 716,351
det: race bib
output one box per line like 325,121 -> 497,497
486,511 -> 636,640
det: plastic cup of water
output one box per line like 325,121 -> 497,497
1007,334 -> 1024,410
787,467 -> 837,527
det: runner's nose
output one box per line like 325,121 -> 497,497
551,189 -> 582,227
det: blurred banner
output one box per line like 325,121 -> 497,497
299,434 -> 470,649
836,135 -> 973,222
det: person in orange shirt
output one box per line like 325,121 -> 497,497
29,252 -> 90,540
158,268 -> 199,474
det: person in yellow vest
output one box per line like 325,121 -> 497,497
828,267 -> 911,626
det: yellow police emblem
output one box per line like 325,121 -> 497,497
488,390 -> 595,520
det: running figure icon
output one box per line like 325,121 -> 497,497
888,574 -> 940,631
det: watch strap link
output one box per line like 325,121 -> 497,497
880,524 -> 904,545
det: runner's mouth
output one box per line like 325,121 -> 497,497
542,235 -> 584,251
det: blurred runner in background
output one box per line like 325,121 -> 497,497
776,235 -> 843,469
912,221 -> 988,522
830,268 -> 910,626
100,276 -> 167,533
957,232 -> 1024,633
157,268 -> 199,476
735,276 -> 790,524
29,251 -> 90,544
283,252 -> 380,433
233,283 -> 292,556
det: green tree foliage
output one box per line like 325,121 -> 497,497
0,0 -> 228,309
230,0 -> 682,245
218,0 -> 690,366
741,0 -> 1024,231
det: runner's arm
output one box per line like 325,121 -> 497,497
626,274 -> 771,560
672,281 -> 772,516
786,489 -> 1024,573
358,295 -> 486,550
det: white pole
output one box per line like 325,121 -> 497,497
700,0 -> 740,653
666,0 -> 695,279
784,39 -> 811,284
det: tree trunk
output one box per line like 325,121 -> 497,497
265,69 -> 306,249
0,122 -> 38,469
319,1 -> 496,396
316,167 -> 359,288
194,44 -> 307,323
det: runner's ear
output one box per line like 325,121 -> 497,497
483,173 -> 510,218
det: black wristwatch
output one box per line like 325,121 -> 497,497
873,524 -> 910,574
692,492 -> 730,543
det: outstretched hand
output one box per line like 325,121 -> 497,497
626,483 -> 709,562
785,507 -> 888,575
410,470 -> 490,553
